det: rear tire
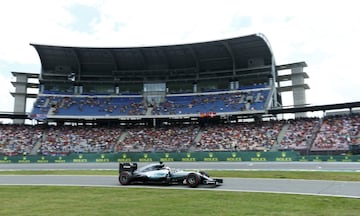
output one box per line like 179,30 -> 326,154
186,173 -> 200,188
119,171 -> 131,185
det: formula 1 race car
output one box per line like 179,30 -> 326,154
118,162 -> 223,188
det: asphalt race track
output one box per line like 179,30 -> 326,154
1,161 -> 360,172
1,162 -> 360,198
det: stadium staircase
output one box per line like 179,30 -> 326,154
193,129 -> 204,145
270,123 -> 289,151
307,120 -> 322,150
146,107 -> 153,115
118,130 -> 128,142
30,134 -> 46,155
44,98 -> 50,107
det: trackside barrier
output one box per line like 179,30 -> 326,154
1,151 -> 360,163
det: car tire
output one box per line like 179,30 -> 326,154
186,173 -> 200,188
119,171 -> 131,185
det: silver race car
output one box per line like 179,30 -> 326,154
118,162 -> 223,188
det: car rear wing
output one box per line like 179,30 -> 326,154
119,162 -> 138,173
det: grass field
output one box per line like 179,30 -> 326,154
1,169 -> 360,181
1,170 -> 360,216
1,186 -> 360,216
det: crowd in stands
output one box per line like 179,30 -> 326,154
279,118 -> 321,150
0,124 -> 42,156
39,126 -> 123,156
1,114 -> 359,156
312,114 -> 360,151
151,90 -> 268,115
196,121 -> 282,151
30,89 -> 269,119
32,96 -> 146,117
115,125 -> 200,152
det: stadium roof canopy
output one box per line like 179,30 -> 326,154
31,33 -> 274,84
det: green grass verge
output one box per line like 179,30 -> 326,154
1,170 -> 360,215
208,170 -> 360,181
1,170 -> 360,181
0,186 -> 359,216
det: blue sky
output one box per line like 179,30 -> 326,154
1,0 -> 360,121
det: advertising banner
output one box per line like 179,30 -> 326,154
1,152 -> 360,163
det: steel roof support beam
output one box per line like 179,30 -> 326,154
221,41 -> 236,76
186,45 -> 200,80
138,48 -> 148,69
71,48 -> 81,81
108,50 -> 119,79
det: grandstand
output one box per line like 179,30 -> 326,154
12,34 -> 309,123
1,33 -> 360,158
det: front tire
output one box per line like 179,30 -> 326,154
119,171 -> 131,185
186,173 -> 200,188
